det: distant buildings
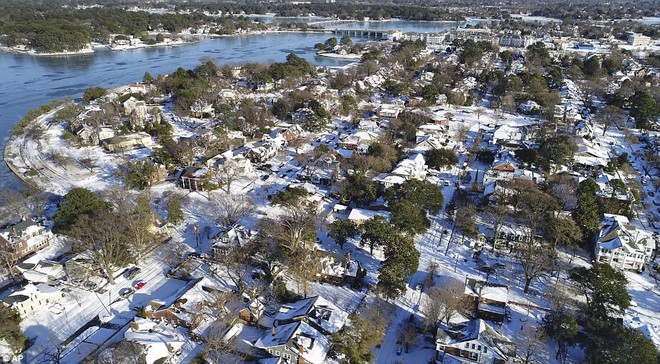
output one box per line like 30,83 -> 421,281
625,32 -> 652,46
499,34 -> 534,48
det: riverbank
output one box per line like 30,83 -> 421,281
0,45 -> 95,57
317,51 -> 363,60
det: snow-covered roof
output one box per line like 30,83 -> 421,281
255,321 -> 331,364
125,318 -> 185,364
274,296 -> 348,334
347,208 -> 391,223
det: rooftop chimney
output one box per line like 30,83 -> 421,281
271,326 -> 275,336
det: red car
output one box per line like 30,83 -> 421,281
134,281 -> 146,290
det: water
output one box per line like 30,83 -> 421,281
0,20 -> 470,190
0,32 -> 357,190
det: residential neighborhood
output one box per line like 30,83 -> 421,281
0,1 -> 660,364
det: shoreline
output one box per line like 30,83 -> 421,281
0,29 -> 334,57
316,52 -> 363,60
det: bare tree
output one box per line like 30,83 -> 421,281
213,240 -> 256,293
0,238 -> 19,282
69,210 -> 133,284
423,279 -> 468,329
124,193 -> 154,262
213,194 -> 255,229
595,104 -> 625,136
519,325 -> 548,364
97,340 -> 146,364
455,125 -> 469,144
257,205 -> 317,253
214,159 -> 243,194
0,188 -> 29,220
423,261 -> 438,289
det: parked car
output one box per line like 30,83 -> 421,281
396,346 -> 403,355
124,266 -> 141,280
134,281 -> 146,290
120,287 -> 135,298
83,281 -> 98,290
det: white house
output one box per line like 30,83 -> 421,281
3,283 -> 64,318
435,319 -> 517,364
594,214 -> 656,272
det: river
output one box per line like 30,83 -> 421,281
0,19 -> 473,190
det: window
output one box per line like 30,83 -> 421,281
472,344 -> 475,349
465,343 -> 469,348
477,345 -> 481,351
275,351 -> 280,356
484,347 -> 487,353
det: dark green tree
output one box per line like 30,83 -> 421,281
543,310 -> 579,364
580,318 -> 660,364
142,71 -> 154,84
52,188 -> 110,233
343,173 -> 377,206
390,200 -> 430,235
167,194 -> 184,226
377,233 -> 419,300
426,148 -> 458,170
630,90 -> 659,130
361,215 -> 398,255
539,136 -> 578,169
82,87 -> 107,103
329,219 -> 359,249
271,186 -> 308,207
386,179 -> 443,215
569,263 -> 630,319
573,179 -> 603,235
0,305 -> 27,356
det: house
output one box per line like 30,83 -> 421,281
126,83 -> 154,94
464,277 -> 509,323
122,96 -> 148,118
180,167 -> 207,191
377,104 -> 403,119
499,34 -> 534,48
317,251 -> 361,286
245,141 -> 280,163
17,259 -> 66,284
435,319 -> 517,364
3,283 -> 64,318
239,297 -> 266,324
594,214 -> 657,272
625,32 -> 652,46
102,132 -> 152,152
190,100 -> 215,118
125,318 -> 185,364
491,125 -> 527,147
482,152 -> 520,187
346,208 -> 391,226
211,225 -> 252,256
0,220 -> 51,263
254,321 -> 331,364
517,100 -> 541,115
274,296 -> 348,335
451,28 -> 494,43
373,173 -> 407,189
391,153 -> 427,180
